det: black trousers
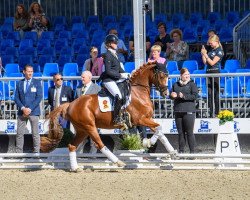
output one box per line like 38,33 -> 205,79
175,112 -> 196,153
207,77 -> 220,117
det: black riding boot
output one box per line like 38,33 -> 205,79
113,95 -> 123,125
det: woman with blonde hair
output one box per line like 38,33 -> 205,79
201,34 -> 224,117
170,68 -> 199,153
148,44 -> 166,64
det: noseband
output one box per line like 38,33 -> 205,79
153,69 -> 168,94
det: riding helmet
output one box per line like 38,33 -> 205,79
105,34 -> 118,45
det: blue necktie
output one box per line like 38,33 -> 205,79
25,80 -> 29,93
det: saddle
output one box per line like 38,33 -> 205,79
98,79 -> 132,129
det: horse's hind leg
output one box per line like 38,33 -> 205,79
68,126 -> 88,172
88,127 -> 126,167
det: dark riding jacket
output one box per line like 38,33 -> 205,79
101,50 -> 125,82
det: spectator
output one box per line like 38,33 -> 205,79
83,46 -> 103,76
170,68 -> 199,153
13,4 -> 30,38
75,71 -> 101,153
201,35 -> 224,117
166,28 -> 189,69
28,2 -> 48,37
128,34 -> 151,61
14,64 -> 43,153
205,29 -> 217,52
48,73 -> 74,111
148,45 -> 166,65
101,29 -> 128,63
154,22 -> 172,55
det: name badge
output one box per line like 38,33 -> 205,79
31,87 -> 36,92
62,97 -> 67,101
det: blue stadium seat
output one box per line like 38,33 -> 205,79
63,63 -> 79,76
124,62 -> 135,73
40,31 -> 54,44
207,12 -> 221,24
20,46 -> 37,62
170,70 -> 180,85
0,24 -> 13,38
23,32 -> 38,46
192,70 -> 206,88
246,59 -> 250,69
189,12 -> 202,25
182,60 -> 198,73
78,46 -> 89,55
219,27 -> 233,43
54,24 -> 67,38
119,15 -> 132,28
54,38 -> 68,55
0,81 -> 11,101
71,16 -> 83,25
86,15 -> 99,28
150,88 -> 163,99
220,69 -> 228,89
4,47 -> 19,62
222,77 -> 243,98
33,72 -> 42,77
75,54 -> 89,70
8,72 -> 23,91
41,47 -> 56,60
37,39 -> 51,55
0,39 -> 14,52
58,30 -> 72,43
60,46 -> 73,56
154,13 -> 167,25
19,39 -> 33,52
226,11 -> 240,26
18,55 -> 33,70
105,22 -> 119,32
224,59 -> 240,73
245,79 -> 250,98
71,23 -> 85,38
4,63 -> 20,76
171,13 -> 185,24
88,23 -> 103,37
4,17 -> 14,25
183,27 -> 197,43
56,54 -> 72,71
2,55 -> 14,67
38,55 -> 53,70
54,16 -> 67,26
235,68 -> 250,88
167,61 -> 178,74
214,20 -> 226,33
189,52 -> 204,69
43,63 -> 59,76
197,20 -> 209,36
103,15 -> 116,27
33,63 -> 41,73
74,29 -> 89,41
6,31 -> 21,46
43,81 -> 49,100
72,38 -> 86,54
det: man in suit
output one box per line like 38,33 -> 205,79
75,70 -> 101,98
48,73 -> 74,111
75,70 -> 101,153
14,64 -> 43,153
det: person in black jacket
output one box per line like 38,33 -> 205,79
201,34 -> 224,117
101,34 -> 129,125
170,68 -> 199,153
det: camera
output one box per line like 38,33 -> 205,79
143,0 -> 150,12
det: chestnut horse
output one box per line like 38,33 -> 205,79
41,62 -> 175,171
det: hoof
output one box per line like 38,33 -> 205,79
142,138 -> 151,148
70,167 -> 83,173
169,150 -> 178,159
115,160 -> 126,167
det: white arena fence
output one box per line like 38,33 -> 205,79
1,152 -> 250,170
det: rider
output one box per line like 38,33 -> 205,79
101,34 -> 129,125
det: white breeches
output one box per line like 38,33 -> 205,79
103,81 -> 122,99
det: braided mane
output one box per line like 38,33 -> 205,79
130,62 -> 156,83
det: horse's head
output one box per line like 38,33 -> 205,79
153,62 -> 169,98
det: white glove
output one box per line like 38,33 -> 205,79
120,73 -> 130,79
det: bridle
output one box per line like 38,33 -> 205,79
153,69 -> 168,95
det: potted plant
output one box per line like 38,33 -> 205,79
217,110 -> 234,133
120,133 -> 144,151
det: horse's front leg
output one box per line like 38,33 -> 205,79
142,125 -> 177,156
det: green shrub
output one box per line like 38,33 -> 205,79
120,134 -> 143,150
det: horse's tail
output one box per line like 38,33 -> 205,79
40,103 -> 70,153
